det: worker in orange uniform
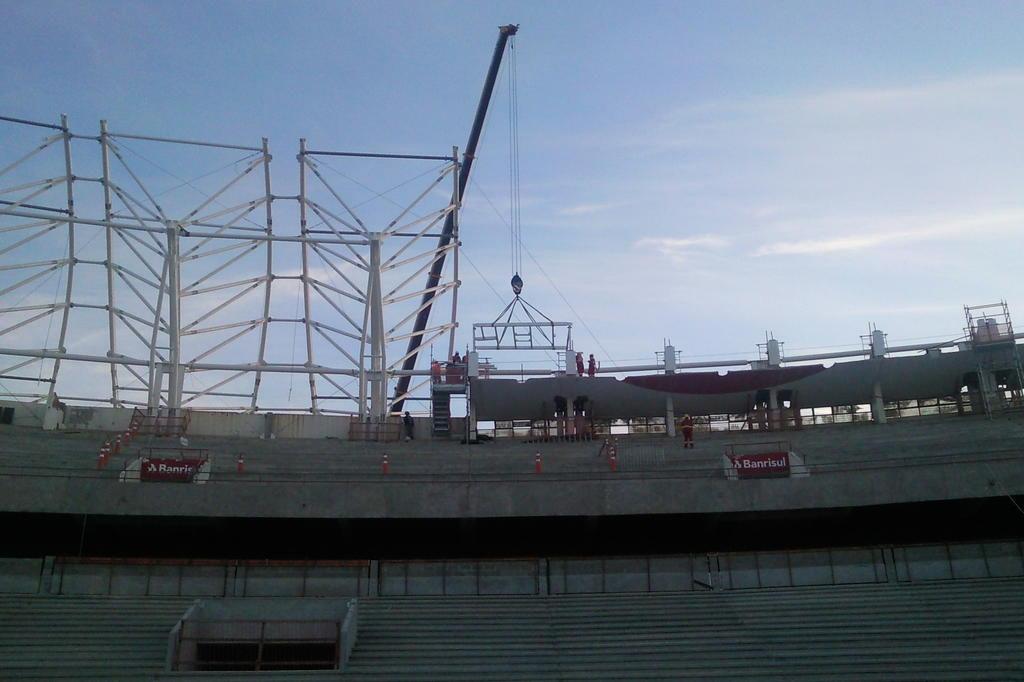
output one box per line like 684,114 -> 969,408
587,354 -> 597,377
680,413 -> 694,449
575,352 -> 585,376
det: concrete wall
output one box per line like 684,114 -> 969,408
0,399 -> 363,441
267,413 -> 352,440
188,411 -> 265,438
0,400 -> 48,428
6,448 -> 1018,520
0,558 -> 44,593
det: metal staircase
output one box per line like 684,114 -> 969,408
431,361 -> 467,437
432,392 -> 452,436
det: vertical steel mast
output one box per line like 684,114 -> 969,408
392,23 -> 518,412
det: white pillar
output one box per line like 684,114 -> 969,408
165,222 -> 182,414
368,233 -> 387,422
149,363 -> 165,410
563,350 -> 575,376
466,351 -> 479,440
870,329 -> 886,358
766,339 -> 782,367
664,343 -> 676,437
768,388 -> 779,431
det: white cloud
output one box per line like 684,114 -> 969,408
633,235 -> 731,262
557,202 -> 621,216
755,209 -> 1024,257
756,234 -> 886,256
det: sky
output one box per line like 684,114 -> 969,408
1,0 -> 1023,409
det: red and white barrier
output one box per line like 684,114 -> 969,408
534,452 -> 542,474
236,453 -> 245,474
381,453 -> 390,475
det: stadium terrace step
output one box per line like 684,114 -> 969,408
343,579 -> 1024,680
1,579 -> 1022,680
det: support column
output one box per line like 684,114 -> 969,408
664,343 -> 676,437
47,113 -> 76,407
367,233 -> 387,422
466,351 -> 479,441
251,137 -> 274,412
870,380 -> 887,424
298,139 -> 319,414
99,120 -> 120,406
870,328 -> 887,424
768,388 -> 779,432
766,339 -> 782,367
447,147 -> 460,363
563,350 -> 575,376
149,364 -> 165,411
165,222 -> 182,414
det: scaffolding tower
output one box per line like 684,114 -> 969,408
964,301 -> 1024,417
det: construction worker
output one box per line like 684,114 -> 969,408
680,413 -> 694,449
587,354 -> 597,377
575,352 -> 585,376
402,411 -> 415,441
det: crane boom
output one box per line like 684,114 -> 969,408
392,23 -> 518,412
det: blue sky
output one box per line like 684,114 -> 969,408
2,1 -> 1024,406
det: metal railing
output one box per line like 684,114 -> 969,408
130,407 -> 192,437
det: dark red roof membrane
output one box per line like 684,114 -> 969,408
623,366 -> 826,395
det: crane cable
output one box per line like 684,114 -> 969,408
507,36 -> 523,281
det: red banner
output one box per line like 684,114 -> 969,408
730,451 -> 790,478
140,458 -> 204,482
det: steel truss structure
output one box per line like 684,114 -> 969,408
0,114 -> 460,419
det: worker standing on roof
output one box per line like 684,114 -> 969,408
587,354 -> 597,377
403,411 -> 415,441
575,352 -> 585,376
680,414 -> 694,449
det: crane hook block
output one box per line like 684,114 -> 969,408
511,273 -> 524,296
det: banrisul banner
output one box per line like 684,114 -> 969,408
140,458 -> 203,482
729,451 -> 790,479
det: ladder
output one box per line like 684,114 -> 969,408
432,392 -> 451,436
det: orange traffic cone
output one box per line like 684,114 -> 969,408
534,452 -> 542,474
112,434 -> 122,456
236,453 -> 245,473
382,453 -> 390,475
97,441 -> 110,469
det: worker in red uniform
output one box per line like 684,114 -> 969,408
587,354 -> 597,377
680,413 -> 694,449
575,352 -> 585,376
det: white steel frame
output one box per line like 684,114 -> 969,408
0,114 -> 460,420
